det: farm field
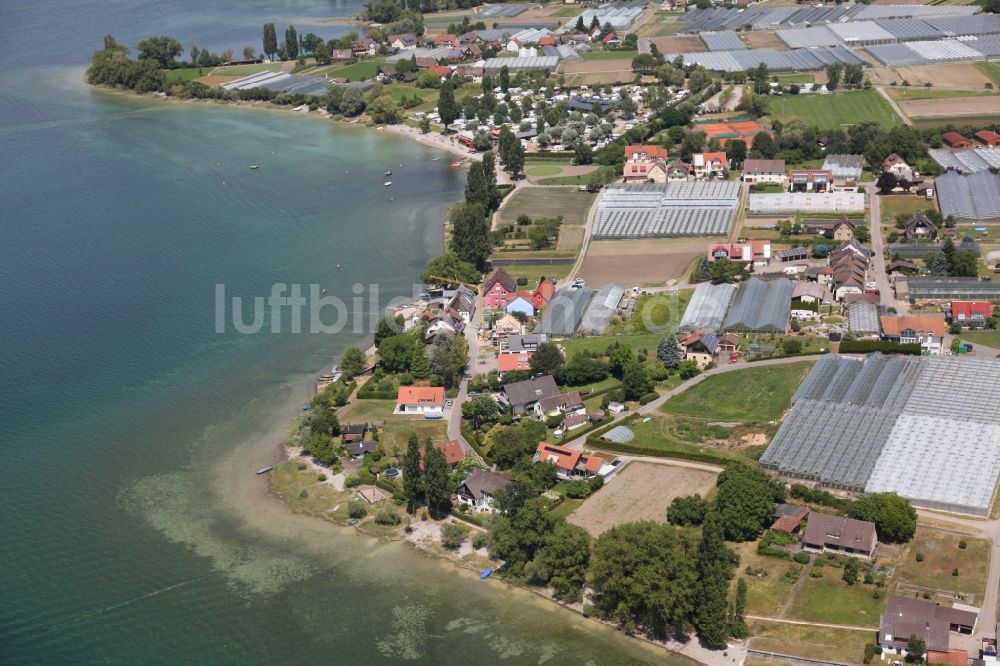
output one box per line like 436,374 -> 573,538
497,187 -> 595,226
899,95 -> 1000,120
885,87 -> 997,101
978,62 -> 1000,87
567,462 -> 717,537
743,31 -> 788,51
580,50 -> 639,61
662,362 -> 814,423
877,62 -> 991,89
578,238 -> 709,287
766,90 -> 902,131
641,35 -> 706,53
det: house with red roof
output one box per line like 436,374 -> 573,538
601,32 -> 618,45
623,160 -> 666,183
625,144 -> 668,163
497,352 -> 532,373
975,130 -> 1000,148
428,65 -> 453,80
943,132 -> 972,150
532,280 -> 556,309
395,386 -> 445,415
789,168 -> 833,193
434,34 -> 458,47
538,35 -> 557,46
691,152 -> 727,178
533,442 -> 603,479
949,301 -> 992,328
418,439 -> 465,470
880,314 -> 946,355
707,240 -> 771,265
483,268 -> 517,309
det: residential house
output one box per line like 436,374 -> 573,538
446,285 -> 476,325
802,511 -> 878,559
457,469 -> 512,512
491,313 -> 523,342
506,292 -> 536,317
829,217 -> 858,242
741,159 -> 787,185
428,65 -> 453,81
505,37 -> 522,52
533,442 -> 603,479
822,154 -> 863,191
395,386 -> 446,414
389,33 -> 418,50
425,313 -> 462,340
888,259 -> 919,275
904,211 -> 938,241
718,333 -> 740,354
878,595 -> 977,656
483,268 -> 517,309
415,56 -> 437,69
665,159 -> 692,182
680,331 -> 719,368
789,168 -> 833,193
691,152 -> 727,178
829,239 -> 870,301
562,412 -> 590,432
942,131 -> 972,150
342,423 -> 366,443
707,240 -> 771,265
353,38 -> 377,56
434,34 -> 458,48
418,439 -> 465,470
534,391 -> 584,420
623,161 -> 666,183
880,313 -> 946,355
949,300 -> 992,327
503,375 -> 560,414
498,352 -> 533,373
531,280 -> 556,309
330,48 -> 354,62
975,129 -> 1000,148
883,153 -> 915,183
501,333 -> 548,354
344,440 -> 378,457
625,144 -> 669,163
793,281 -> 832,304
805,265 -> 834,285
601,32 -> 619,46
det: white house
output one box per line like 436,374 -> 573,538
457,469 -> 512,512
394,386 -> 445,414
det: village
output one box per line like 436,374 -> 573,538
103,2 -> 1000,665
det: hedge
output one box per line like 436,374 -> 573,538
589,439 -> 734,466
461,426 -> 489,459
839,339 -> 922,355
356,387 -> 399,399
450,508 -> 486,527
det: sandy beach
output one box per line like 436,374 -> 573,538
380,123 -> 482,162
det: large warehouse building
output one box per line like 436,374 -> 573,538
760,354 -> 1000,516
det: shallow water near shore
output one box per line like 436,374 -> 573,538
0,0 -> 688,663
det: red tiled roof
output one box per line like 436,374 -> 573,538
533,281 -> 555,304
538,35 -> 557,46
396,386 -> 445,406
943,131 -> 971,146
952,300 -> 992,319
419,439 -> 465,467
428,66 -> 452,77
625,144 -> 668,161
880,314 -> 946,338
975,130 -> 1000,145
535,442 -> 581,471
497,352 -> 532,372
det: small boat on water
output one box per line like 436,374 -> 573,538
431,157 -> 441,161
248,165 -> 259,170
480,567 -> 493,580
256,466 -> 273,475
449,160 -> 463,168
384,181 -> 392,187
384,170 -> 392,176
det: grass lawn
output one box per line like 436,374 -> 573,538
327,60 -> 382,81
732,542 -> 803,616
524,164 -> 564,177
604,413 -> 772,462
580,50 -> 639,61
492,262 -> 572,283
895,528 -> 990,598
977,62 -> 1000,87
879,194 -> 932,227
551,6 -> 583,16
662,362 -> 814,423
747,620 -> 875,665
211,62 -> 283,76
773,73 -> 815,84
337,399 -> 448,455
959,329 -> 1000,350
549,497 -> 585,520
498,187 -> 596,226
163,67 -> 209,83
765,90 -> 902,132
785,572 -> 885,627
271,460 -> 351,518
536,164 -> 618,187
561,332 -> 664,359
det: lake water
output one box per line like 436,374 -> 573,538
0,1 -> 680,663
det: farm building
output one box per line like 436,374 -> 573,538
593,181 -> 741,239
679,282 -> 738,333
904,277 -> 1000,300
846,300 -> 880,337
748,192 -> 866,214
760,354 -> 1000,516
935,170 -> 1000,223
822,154 -> 864,190
536,288 -> 594,337
722,277 -> 793,333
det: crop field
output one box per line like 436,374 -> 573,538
900,96 -> 1000,120
581,50 -> 639,61
766,90 -> 902,131
578,238 -> 707,287
979,62 -> 1000,87
567,462 -> 717,537
895,528 -> 990,598
498,187 -> 595,226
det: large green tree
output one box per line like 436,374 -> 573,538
667,494 -> 710,526
461,394 -> 499,430
657,334 -> 684,370
481,151 -> 500,210
694,513 -> 736,649
340,346 -> 367,378
464,161 -> 491,209
731,579 -> 749,638
851,492 -> 916,544
422,440 -> 452,518
402,434 -> 423,512
420,252 -> 480,287
529,342 -> 564,378
529,522 -> 591,603
622,362 -> 653,401
136,35 -> 182,67
715,463 -> 783,542
449,202 -> 490,270
489,497 -> 555,575
285,25 -> 299,59
263,23 -> 278,60
437,81 -> 459,130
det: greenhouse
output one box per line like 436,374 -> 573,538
678,282 -> 738,333
578,283 -> 624,335
593,182 -> 740,239
905,277 -> 1000,300
722,277 -> 793,333
537,288 -> 594,337
701,31 -> 747,51
935,170 -> 1000,223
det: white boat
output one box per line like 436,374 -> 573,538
384,170 -> 392,176
384,181 -> 392,187
248,165 -> 259,170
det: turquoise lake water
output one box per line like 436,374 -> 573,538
0,1 -> 676,663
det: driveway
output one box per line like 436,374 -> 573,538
868,189 -> 909,314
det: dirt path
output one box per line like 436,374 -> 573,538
875,86 -> 911,125
745,616 -> 876,632
778,557 -> 812,619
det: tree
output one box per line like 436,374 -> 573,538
608,343 -> 635,379
499,64 -> 510,92
379,333 -> 419,373
530,522 -> 591,603
575,15 -> 586,32
726,139 -> 747,168
136,36 -> 183,67
752,62 -> 770,94
367,95 -> 402,124
420,252 -> 480,287
339,87 -> 366,117
558,353 -> 608,386
488,424 -> 532,470
622,362 -> 653,401
826,63 -> 843,92
402,434 -> 423,511
422,440 -> 452,517
340,346 -> 367,378
709,258 -> 747,284
695,512 -> 736,649
263,23 -> 278,60
481,151 -> 500,209
575,142 -> 593,165
374,314 -> 404,348
440,522 -> 468,549
751,131 -> 778,159
462,394 -> 499,430
731,579 -> 749,639
588,521 -> 699,639
843,558 -> 860,585
657,334 -> 683,370
490,497 -> 555,574
715,463 -> 783,541
437,81 -> 459,130
285,25 -> 299,60
667,494 -> 711,526
852,493 -> 917,544
926,250 -> 949,277
419,116 -> 431,134
876,171 -> 898,195
906,635 -> 926,664
449,203 -> 490,270
464,161 -> 491,209
498,127 -> 524,177
950,250 -> 979,278
529,342 -> 564,378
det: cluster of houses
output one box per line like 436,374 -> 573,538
500,374 -> 606,435
622,144 -> 729,183
845,300 -> 991,354
483,268 -> 556,317
742,155 -> 864,193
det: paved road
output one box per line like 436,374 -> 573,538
868,188 -> 908,314
564,187 -> 602,286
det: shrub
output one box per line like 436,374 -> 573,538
863,643 -> 880,664
959,540 -> 967,549
374,505 -> 401,525
440,522 -> 469,549
809,569 -> 823,578
516,276 -> 528,286
344,474 -> 361,488
297,462 -> 307,470
916,552 -> 924,562
347,499 -> 367,519
565,480 -> 592,499
472,531 -> 488,550
299,489 -> 309,498
638,391 -> 659,405
793,552 -> 811,564
952,567 -> 959,576
864,572 -> 875,584
588,475 -> 604,493
317,473 -> 326,481
782,338 -> 802,355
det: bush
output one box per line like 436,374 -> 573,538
588,475 -> 604,493
344,474 -> 361,488
317,473 -> 326,481
299,489 -> 309,498
952,567 -> 959,576
516,276 -> 528,286
638,391 -> 659,405
863,643 -> 880,664
959,540 -> 967,549
839,339 -> 922,355
375,504 -> 401,525
793,552 -> 811,564
916,552 -> 924,562
440,522 -> 469,549
472,531 -> 488,550
782,338 -> 802,355
565,480 -> 592,499
347,498 -> 368,519
297,462 -> 307,470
